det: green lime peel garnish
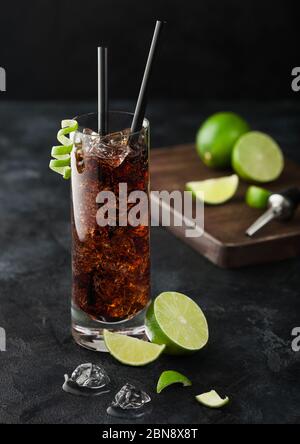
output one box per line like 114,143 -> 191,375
49,119 -> 78,179
156,370 -> 192,393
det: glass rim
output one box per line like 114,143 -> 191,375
73,110 -> 149,137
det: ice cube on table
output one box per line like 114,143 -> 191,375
112,383 -> 151,410
69,363 -> 110,389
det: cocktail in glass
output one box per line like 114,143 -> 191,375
71,111 -> 150,351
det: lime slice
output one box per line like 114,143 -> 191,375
156,370 -> 192,393
103,330 -> 165,366
196,390 -> 229,409
232,131 -> 284,183
186,174 -> 239,205
246,186 -> 271,209
145,292 -> 209,355
49,119 -> 78,179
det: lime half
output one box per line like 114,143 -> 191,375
232,131 -> 284,183
246,186 -> 271,209
196,390 -> 229,409
186,174 -> 239,205
156,370 -> 192,394
145,292 -> 209,355
103,330 -> 165,366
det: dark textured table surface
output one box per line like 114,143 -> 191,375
1,100 -> 300,424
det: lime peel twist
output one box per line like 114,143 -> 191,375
49,119 -> 78,179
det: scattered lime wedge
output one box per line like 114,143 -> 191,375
232,131 -> 284,183
186,174 -> 239,205
195,390 -> 229,409
156,370 -> 192,393
246,185 -> 271,209
103,330 -> 165,366
145,292 -> 209,355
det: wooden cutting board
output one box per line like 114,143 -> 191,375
151,144 -> 300,268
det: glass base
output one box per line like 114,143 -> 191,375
71,303 -> 149,352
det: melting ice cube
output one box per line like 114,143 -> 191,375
62,363 -> 110,396
107,383 -> 151,419
112,383 -> 151,410
70,363 -> 110,388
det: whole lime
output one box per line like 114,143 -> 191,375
196,112 -> 250,168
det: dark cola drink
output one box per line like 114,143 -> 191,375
71,113 -> 150,338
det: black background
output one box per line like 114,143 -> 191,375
1,0 -> 300,100
1,0 -> 300,426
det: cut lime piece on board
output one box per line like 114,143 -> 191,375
145,292 -> 209,355
232,131 -> 284,183
195,390 -> 229,409
103,330 -> 165,366
156,370 -> 192,393
245,185 -> 271,209
186,174 -> 239,205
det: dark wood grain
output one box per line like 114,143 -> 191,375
151,144 -> 300,268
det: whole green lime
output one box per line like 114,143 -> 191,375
196,112 -> 250,168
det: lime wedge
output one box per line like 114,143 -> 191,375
232,131 -> 284,183
103,330 -> 165,366
186,174 -> 239,205
196,390 -> 229,409
246,186 -> 271,209
145,292 -> 209,355
156,370 -> 192,393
